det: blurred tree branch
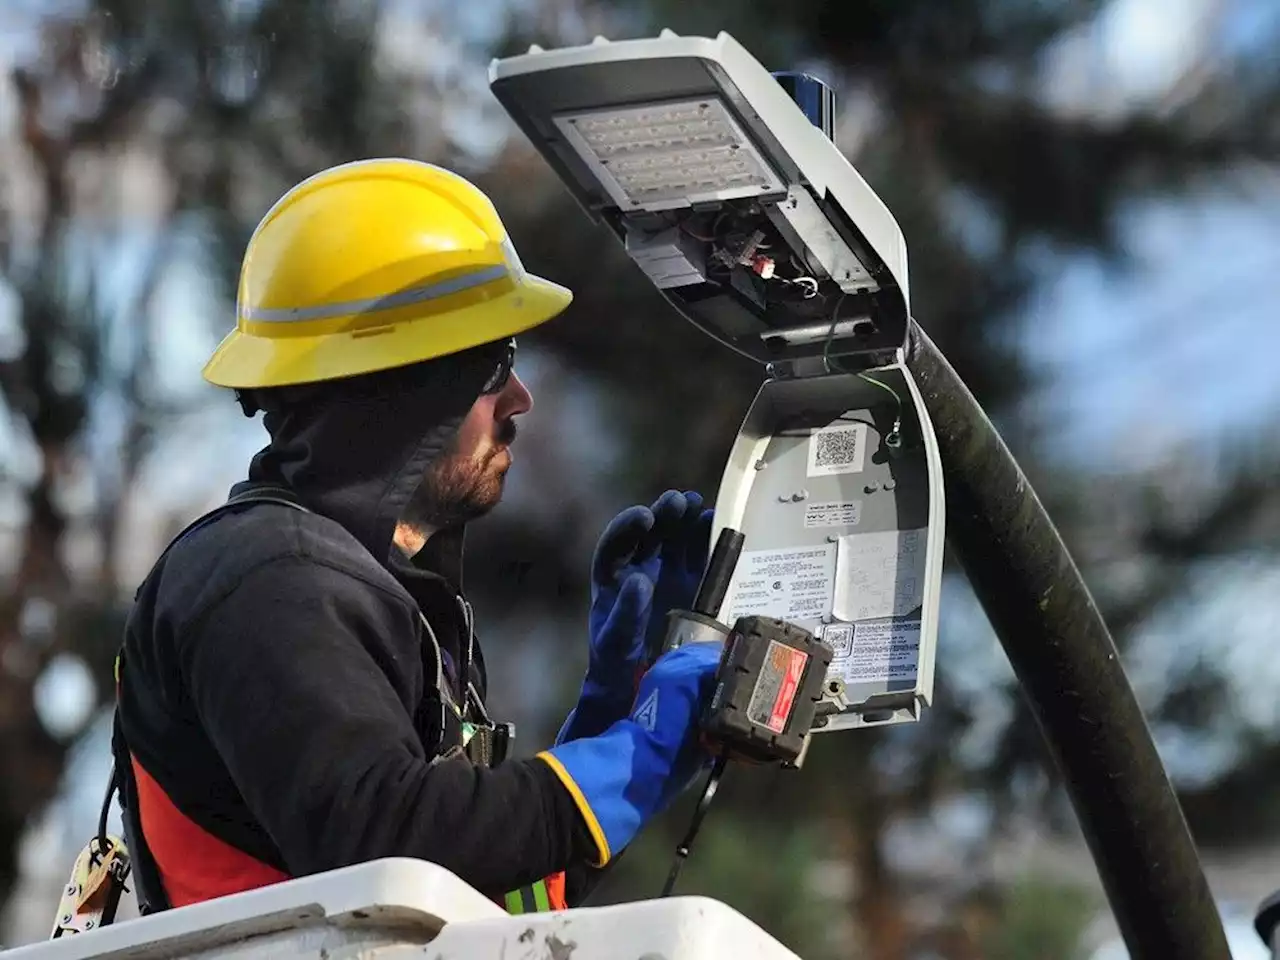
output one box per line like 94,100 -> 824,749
0,0 -> 457,915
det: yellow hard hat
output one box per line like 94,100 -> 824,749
201,158 -> 573,390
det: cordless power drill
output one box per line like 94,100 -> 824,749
651,526 -> 835,895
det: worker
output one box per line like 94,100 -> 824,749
108,158 -> 724,917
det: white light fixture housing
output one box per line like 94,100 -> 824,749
490,33 -> 944,738
488,30 -> 911,371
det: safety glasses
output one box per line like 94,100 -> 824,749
481,339 -> 517,395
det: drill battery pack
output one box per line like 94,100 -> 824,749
702,615 -> 834,765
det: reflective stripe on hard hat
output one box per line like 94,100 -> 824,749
202,158 -> 572,391
241,264 -> 510,324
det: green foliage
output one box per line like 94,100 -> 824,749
980,874 -> 1099,960
591,811 -> 842,960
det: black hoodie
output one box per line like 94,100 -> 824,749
117,342 -> 594,904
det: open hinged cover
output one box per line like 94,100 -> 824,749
489,29 -> 943,733
709,363 -> 945,732
488,31 -> 910,367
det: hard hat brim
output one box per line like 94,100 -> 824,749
202,273 -> 572,390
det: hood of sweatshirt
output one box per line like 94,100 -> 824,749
229,338 -> 512,596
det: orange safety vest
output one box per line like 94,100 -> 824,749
129,755 -> 287,908
130,750 -> 567,911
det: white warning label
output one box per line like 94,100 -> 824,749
807,421 -> 867,477
832,528 -> 929,623
835,619 -> 921,686
803,500 -> 862,529
724,544 -> 835,625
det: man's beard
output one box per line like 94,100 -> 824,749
400,418 -> 517,534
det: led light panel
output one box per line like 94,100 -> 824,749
554,98 -> 786,212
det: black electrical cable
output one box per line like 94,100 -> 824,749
661,753 -> 730,898
95,764 -> 117,864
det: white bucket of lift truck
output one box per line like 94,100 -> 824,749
6,859 -> 805,960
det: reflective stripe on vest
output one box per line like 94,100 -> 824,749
504,872 -> 567,914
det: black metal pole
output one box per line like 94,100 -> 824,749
904,321 -> 1229,959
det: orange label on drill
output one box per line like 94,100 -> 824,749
748,641 -> 809,734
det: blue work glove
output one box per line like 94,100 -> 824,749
538,642 -> 723,866
556,491 -> 715,746
644,490 -> 715,658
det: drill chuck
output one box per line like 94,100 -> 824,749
662,609 -> 731,657
650,526 -> 745,665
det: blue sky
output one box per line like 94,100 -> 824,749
1022,179 -> 1280,469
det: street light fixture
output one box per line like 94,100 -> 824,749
491,31 -> 945,737
490,31 -> 909,367
490,29 -> 1232,959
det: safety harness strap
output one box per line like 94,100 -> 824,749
104,484 -> 564,920
111,485 -> 312,916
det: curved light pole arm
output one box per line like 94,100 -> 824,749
905,320 -> 1229,959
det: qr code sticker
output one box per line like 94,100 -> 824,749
807,421 -> 867,477
821,623 -> 855,659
